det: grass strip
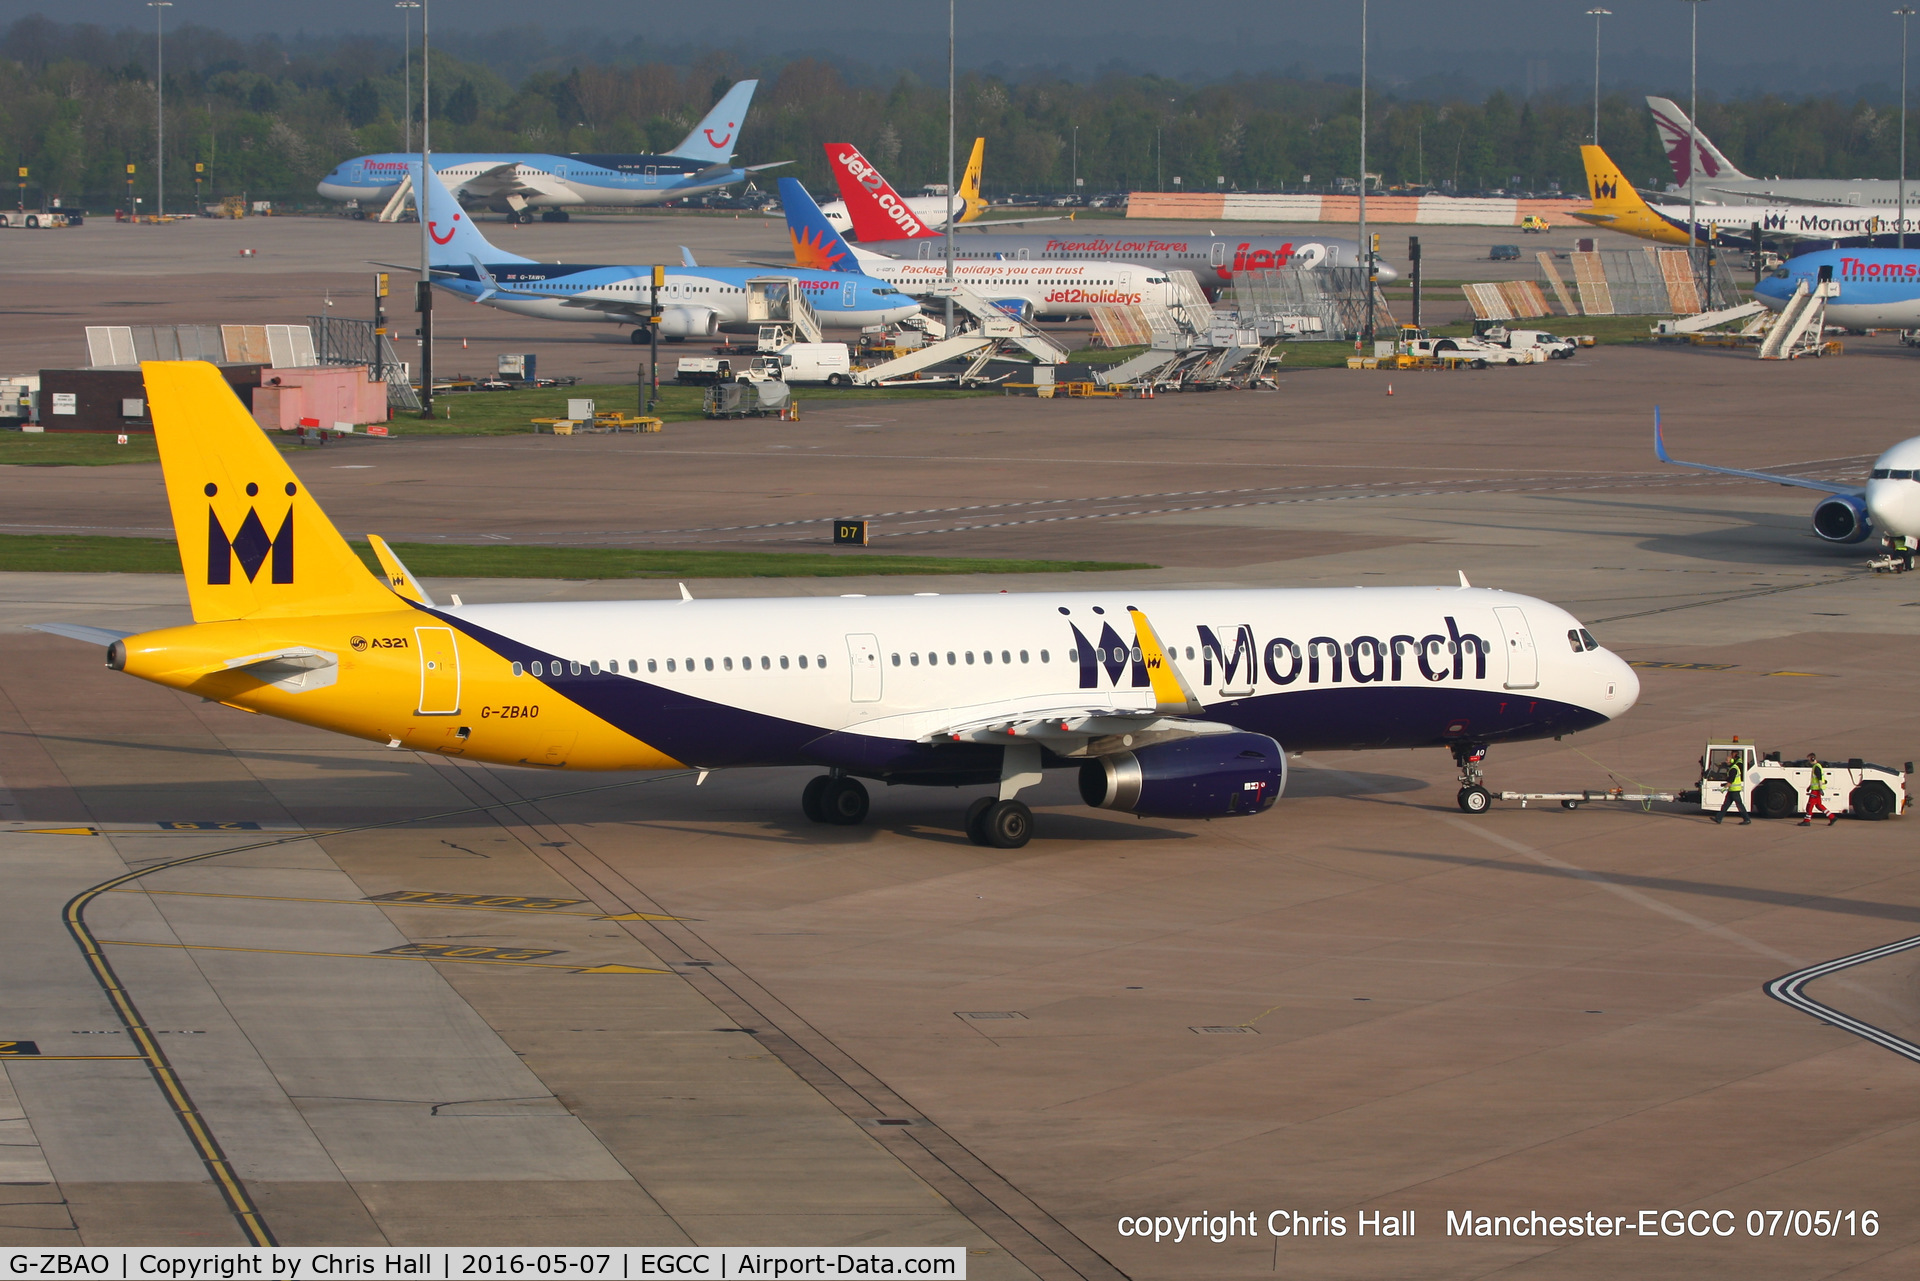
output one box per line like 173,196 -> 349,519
0,533 -> 1152,579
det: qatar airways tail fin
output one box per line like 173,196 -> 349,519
778,178 -> 861,273
668,80 -> 758,164
824,143 -> 939,241
1646,97 -> 1752,187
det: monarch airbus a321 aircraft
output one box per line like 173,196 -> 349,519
34,367 -> 1639,846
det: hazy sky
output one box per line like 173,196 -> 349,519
12,2 -> 1905,96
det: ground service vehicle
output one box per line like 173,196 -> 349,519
1696,739 -> 1909,820
738,343 -> 853,386
674,357 -> 736,384
1396,326 -> 1532,367
0,209 -> 82,228
1473,323 -> 1577,359
1520,214 -> 1550,233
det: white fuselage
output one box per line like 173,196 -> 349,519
1867,438 -> 1920,539
854,257 -> 1174,318
822,194 -> 959,234
444,585 -> 1637,770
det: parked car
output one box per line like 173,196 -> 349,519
1490,244 -> 1522,261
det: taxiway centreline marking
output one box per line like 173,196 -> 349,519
112,887 -> 685,920
95,938 -> 669,973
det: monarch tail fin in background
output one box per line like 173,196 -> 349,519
823,143 -> 937,241
1570,145 -> 1690,245
669,80 -> 759,164
958,137 -> 986,221
779,177 -> 862,272
143,361 -> 399,623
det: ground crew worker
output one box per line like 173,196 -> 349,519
1713,752 -> 1751,825
1801,753 -> 1837,826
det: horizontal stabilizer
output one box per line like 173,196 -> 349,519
26,622 -> 135,647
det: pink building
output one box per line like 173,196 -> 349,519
251,366 -> 389,431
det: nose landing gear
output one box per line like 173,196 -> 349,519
1452,742 -> 1493,814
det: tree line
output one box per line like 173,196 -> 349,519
2,15 -> 1912,210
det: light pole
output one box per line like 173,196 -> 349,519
418,0 -> 433,418
1682,0 -> 1710,258
1071,124 -> 1078,196
1587,9 -> 1611,145
149,2 -> 171,218
1358,0 -> 1372,341
943,0 -> 954,336
397,1 -> 420,156
1899,8 -> 1914,249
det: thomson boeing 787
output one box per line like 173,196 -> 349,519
318,80 -> 786,222
31,368 -> 1639,846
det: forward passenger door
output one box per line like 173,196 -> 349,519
1492,607 -> 1539,690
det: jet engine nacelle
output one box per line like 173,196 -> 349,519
1812,494 -> 1874,544
658,307 -> 719,339
1079,732 -> 1286,819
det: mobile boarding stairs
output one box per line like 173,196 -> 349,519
851,284 -> 1065,387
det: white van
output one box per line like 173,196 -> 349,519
740,343 -> 853,387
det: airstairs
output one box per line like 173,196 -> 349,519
378,175 -> 415,223
746,277 -> 825,348
1758,278 -> 1841,359
851,284 -> 1065,387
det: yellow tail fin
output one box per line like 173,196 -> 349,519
1574,145 -> 1690,245
958,137 -> 987,221
143,361 -> 399,622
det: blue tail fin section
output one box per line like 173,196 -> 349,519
779,178 -> 859,274
669,80 -> 758,164
417,161 -> 532,269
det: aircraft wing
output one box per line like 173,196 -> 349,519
453,162 -> 571,202
1655,410 -> 1861,497
1704,187 -> 1858,209
921,706 -> 1235,757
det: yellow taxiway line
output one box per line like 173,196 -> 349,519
96,938 -> 666,974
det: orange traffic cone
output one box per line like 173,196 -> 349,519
1386,383 -> 1394,395
462,337 -> 469,349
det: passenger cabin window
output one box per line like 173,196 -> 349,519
511,662 -> 523,676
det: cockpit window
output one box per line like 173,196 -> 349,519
1579,628 -> 1598,651
1567,629 -> 1584,654
1770,266 -> 1790,277
1891,469 -> 1915,479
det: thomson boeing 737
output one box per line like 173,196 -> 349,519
411,163 -> 915,340
318,80 -> 786,223
30,368 -> 1638,846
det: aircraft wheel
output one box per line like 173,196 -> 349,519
821,777 -> 869,826
629,328 -> 648,345
1457,785 -> 1491,814
801,775 -> 831,824
964,796 -> 995,845
978,799 -> 1032,849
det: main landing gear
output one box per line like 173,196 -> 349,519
799,744 -> 1045,850
1453,741 -> 1493,814
801,774 -> 868,825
